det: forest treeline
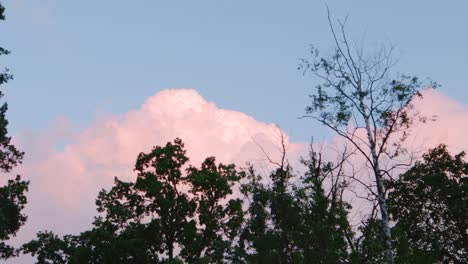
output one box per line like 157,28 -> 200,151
1,3 -> 467,264
18,139 -> 467,264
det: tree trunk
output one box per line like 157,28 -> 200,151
373,162 -> 393,264
363,114 -> 394,264
167,234 -> 174,261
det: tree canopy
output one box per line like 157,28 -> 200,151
389,145 -> 468,263
23,139 -> 245,263
0,3 -> 29,260
298,11 -> 437,263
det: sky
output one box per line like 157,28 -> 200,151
3,0 -> 468,141
1,1 -> 468,262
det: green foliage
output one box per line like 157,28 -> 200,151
0,3 -> 30,260
352,146 -> 468,263
298,15 -> 438,263
388,145 -> 468,263
184,157 -> 244,262
240,147 -> 353,263
239,165 -> 302,263
299,43 -> 432,160
294,152 -> 352,263
24,138 -> 245,263
95,139 -> 196,262
21,231 -> 69,264
0,3 -> 23,174
351,217 -> 386,264
0,175 -> 28,239
22,141 -> 468,263
24,141 -> 356,263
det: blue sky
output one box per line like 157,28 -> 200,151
3,0 -> 468,142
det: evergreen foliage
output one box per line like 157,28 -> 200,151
0,3 -> 29,260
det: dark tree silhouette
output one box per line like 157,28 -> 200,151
23,139 -> 244,263
0,3 -> 29,260
389,145 -> 468,263
240,136 -> 353,263
299,10 -> 435,263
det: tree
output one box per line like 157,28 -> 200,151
240,138 -> 353,263
388,145 -> 468,263
0,3 -> 29,260
19,231 -> 70,264
293,145 -> 353,263
23,138 -> 244,263
184,156 -> 244,263
299,11 -> 434,263
239,133 -> 303,263
350,206 -> 387,263
240,165 -> 303,263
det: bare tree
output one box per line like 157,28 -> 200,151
299,10 -> 436,263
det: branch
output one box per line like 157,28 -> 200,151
300,115 -> 374,167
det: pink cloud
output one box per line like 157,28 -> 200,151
408,89 -> 468,154
13,89 -> 304,237
6,88 -> 467,263
316,89 -> 468,222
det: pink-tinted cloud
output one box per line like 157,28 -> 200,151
407,89 -> 468,154
316,89 -> 468,222
13,89 -> 305,238
7,88 -> 467,264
